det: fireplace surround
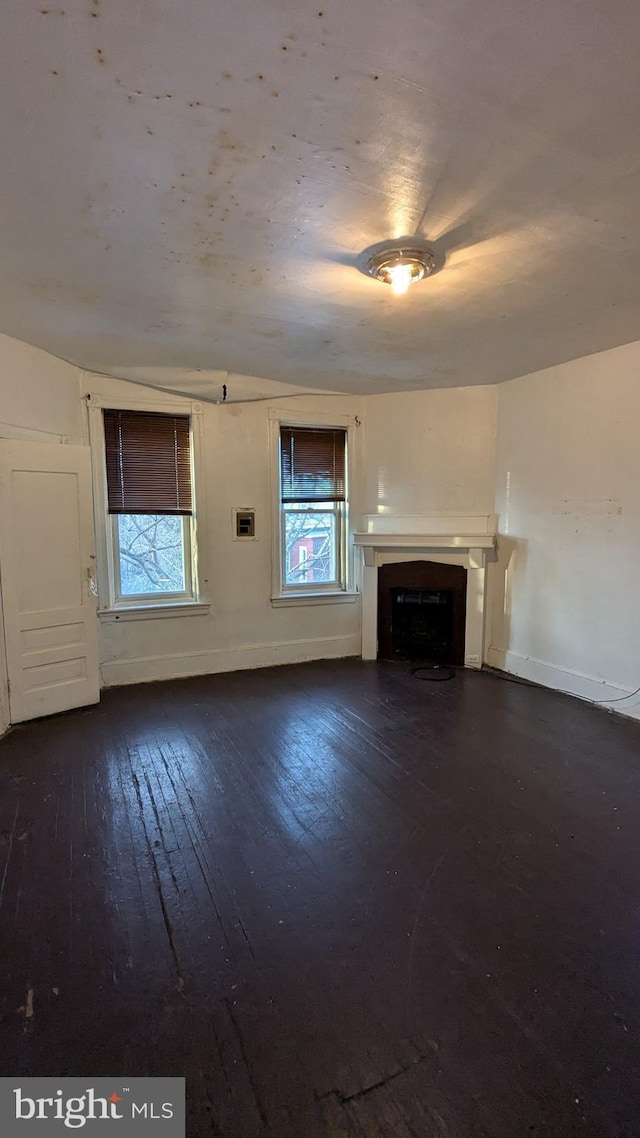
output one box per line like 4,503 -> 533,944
354,514 -> 496,667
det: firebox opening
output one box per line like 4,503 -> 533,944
377,561 -> 467,665
391,587 -> 454,662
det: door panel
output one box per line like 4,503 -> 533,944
0,442 -> 100,723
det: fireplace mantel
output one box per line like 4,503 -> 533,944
354,531 -> 495,567
354,515 -> 497,668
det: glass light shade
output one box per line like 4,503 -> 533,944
364,243 -> 436,294
387,263 -> 414,295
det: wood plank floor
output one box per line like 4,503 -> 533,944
1,659 -> 639,1136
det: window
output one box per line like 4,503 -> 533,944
278,425 -> 347,594
102,409 -> 197,607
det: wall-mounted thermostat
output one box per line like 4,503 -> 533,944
233,508 -> 256,540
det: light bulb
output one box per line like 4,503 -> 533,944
387,262 -> 413,295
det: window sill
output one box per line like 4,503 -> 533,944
270,592 -> 359,608
99,602 -> 210,622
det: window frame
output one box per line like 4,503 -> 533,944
87,393 -> 207,618
269,409 -> 356,603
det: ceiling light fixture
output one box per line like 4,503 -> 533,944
361,240 -> 438,296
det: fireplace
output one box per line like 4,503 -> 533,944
354,515 -> 496,668
377,561 -> 467,663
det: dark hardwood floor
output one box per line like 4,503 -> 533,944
0,659 -> 639,1136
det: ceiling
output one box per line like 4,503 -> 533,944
3,0 -> 640,400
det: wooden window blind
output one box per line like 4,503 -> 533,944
280,426 -> 346,503
103,410 -> 193,515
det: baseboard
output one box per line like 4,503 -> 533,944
100,634 -> 361,688
485,647 -> 640,722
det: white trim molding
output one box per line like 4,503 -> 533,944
486,647 -> 640,722
270,592 -> 359,608
100,633 -> 360,687
99,602 -> 210,622
354,532 -> 495,565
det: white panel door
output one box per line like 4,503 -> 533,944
0,441 -> 100,723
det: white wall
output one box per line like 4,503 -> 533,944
83,374 -> 365,686
363,385 -> 498,516
487,341 -> 640,720
0,333 -> 83,444
359,385 -> 498,669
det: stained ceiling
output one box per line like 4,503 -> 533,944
2,0 -> 640,399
